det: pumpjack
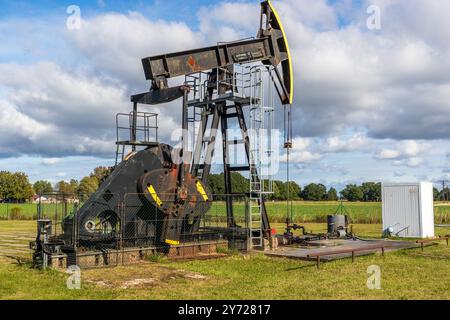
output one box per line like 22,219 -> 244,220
33,0 -> 294,264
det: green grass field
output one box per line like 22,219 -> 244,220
2,201 -> 450,224
0,221 -> 449,300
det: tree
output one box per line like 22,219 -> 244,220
90,166 -> 113,185
433,187 -> 440,201
0,171 -> 14,200
230,172 -> 250,195
440,187 -> 450,201
207,174 -> 225,195
33,180 -> 53,195
340,184 -> 364,202
14,172 -> 34,201
326,187 -> 338,201
272,181 -> 287,200
77,176 -> 99,200
205,172 -> 250,200
70,179 -> 79,193
285,181 -> 301,200
0,171 -> 33,202
56,181 -> 76,195
301,183 -> 327,201
361,182 -> 381,202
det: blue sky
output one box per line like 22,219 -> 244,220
0,0 -> 251,27
1,0 -> 450,190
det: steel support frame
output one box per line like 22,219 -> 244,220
191,97 -> 270,234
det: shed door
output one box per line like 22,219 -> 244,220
405,185 -> 420,237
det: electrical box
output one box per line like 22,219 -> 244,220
382,182 -> 434,238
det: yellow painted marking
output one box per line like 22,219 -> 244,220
165,239 -> 180,245
147,185 -> 163,207
196,181 -> 209,201
124,151 -> 137,161
268,0 -> 294,105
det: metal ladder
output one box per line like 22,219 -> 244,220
248,66 -> 275,249
249,68 -> 264,249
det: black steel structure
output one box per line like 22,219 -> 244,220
32,1 -> 294,266
129,0 -> 293,240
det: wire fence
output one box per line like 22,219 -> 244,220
33,193 -> 249,269
2,199 -> 450,223
6,194 -> 450,265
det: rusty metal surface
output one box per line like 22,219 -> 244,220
416,236 -> 450,244
416,236 -> 449,251
142,38 -> 271,81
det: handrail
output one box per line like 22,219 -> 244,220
416,236 -> 450,251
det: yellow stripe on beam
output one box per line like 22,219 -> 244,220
196,181 -> 209,201
147,185 -> 163,207
268,0 -> 294,105
165,239 -> 180,245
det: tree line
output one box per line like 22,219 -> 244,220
207,176 -> 448,202
1,170 -> 448,202
207,174 -> 378,202
0,167 -> 112,202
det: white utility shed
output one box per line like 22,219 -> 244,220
382,182 -> 434,238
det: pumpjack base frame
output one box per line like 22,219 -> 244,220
43,240 -> 229,270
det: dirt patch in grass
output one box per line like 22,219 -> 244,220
82,262 -> 208,290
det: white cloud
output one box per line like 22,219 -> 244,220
282,132 -> 370,165
377,149 -> 401,160
376,140 -> 431,161
392,160 -> 403,166
0,62 -> 122,157
442,163 -> 450,173
324,133 -> 368,152
284,137 -> 323,163
274,0 -> 338,30
68,12 -> 202,86
266,0 -> 450,140
290,150 -> 323,163
406,157 -> 424,168
393,170 -> 405,177
198,2 -> 259,43
40,158 -> 62,166
0,12 -> 203,158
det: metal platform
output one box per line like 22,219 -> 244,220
265,239 -> 421,262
